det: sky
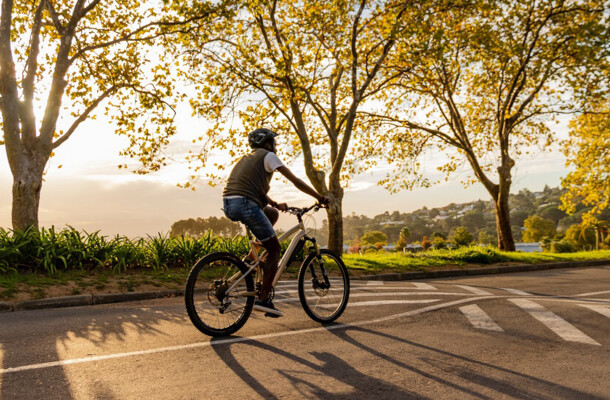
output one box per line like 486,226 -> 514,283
0,110 -> 571,237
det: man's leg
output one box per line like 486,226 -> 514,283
259,235 -> 280,301
248,206 -> 279,262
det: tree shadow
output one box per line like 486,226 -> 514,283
0,302 -> 185,399
324,325 -> 606,400
209,323 -> 604,399
210,336 -> 426,399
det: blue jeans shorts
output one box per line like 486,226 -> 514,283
223,196 -> 276,242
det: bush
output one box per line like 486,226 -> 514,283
449,227 -> 474,247
549,240 -> 577,253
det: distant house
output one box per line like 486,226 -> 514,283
379,220 -> 405,226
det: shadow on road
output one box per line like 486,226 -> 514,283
0,303 -> 185,400
211,335 -> 426,399
325,325 -> 604,400
210,323 -> 604,399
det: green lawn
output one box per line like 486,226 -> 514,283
343,247 -> 610,274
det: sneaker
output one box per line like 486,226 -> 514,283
253,299 -> 283,318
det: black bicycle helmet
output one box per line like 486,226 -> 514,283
248,128 -> 278,149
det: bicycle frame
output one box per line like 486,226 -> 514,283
225,214 -> 319,298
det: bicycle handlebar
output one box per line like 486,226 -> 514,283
284,202 -> 327,217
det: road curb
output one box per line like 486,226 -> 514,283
352,259 -> 609,281
13,294 -> 93,311
1,259 -> 608,312
0,301 -> 13,313
93,290 -> 183,305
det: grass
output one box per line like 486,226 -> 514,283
343,247 -> 610,273
1,226 -> 609,302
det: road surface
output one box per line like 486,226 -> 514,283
1,266 -> 609,399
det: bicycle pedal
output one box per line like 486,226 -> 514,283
264,312 -> 282,318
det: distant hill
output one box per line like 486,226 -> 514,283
314,185 -> 607,245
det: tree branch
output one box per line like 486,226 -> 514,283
52,86 -> 117,149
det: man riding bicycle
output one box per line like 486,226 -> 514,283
222,128 -> 329,317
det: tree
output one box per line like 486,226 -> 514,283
176,0 -> 430,253
361,230 -> 387,246
376,0 -> 609,251
522,215 -> 556,242
561,103 -> 610,229
170,216 -> 242,237
564,224 -> 596,250
449,226 -> 473,247
395,226 -> 410,250
0,0 -> 221,230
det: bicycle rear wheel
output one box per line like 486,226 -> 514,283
298,249 -> 350,323
185,252 -> 255,337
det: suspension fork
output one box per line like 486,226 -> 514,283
307,237 -> 330,287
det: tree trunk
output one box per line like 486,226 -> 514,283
10,155 -> 46,231
493,188 -> 516,251
325,185 -> 344,254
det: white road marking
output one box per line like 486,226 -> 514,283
573,290 -> 610,297
334,299 -> 438,308
411,282 -> 437,290
509,298 -> 600,346
274,286 -> 457,295
455,285 -> 494,296
579,304 -> 610,319
366,281 -> 384,286
459,304 -> 504,332
274,291 -> 474,302
0,296 -> 489,375
501,288 -> 531,296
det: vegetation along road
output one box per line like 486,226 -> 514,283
1,266 -> 608,399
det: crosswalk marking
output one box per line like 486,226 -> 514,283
459,304 -> 504,332
455,285 -> 493,296
509,299 -> 600,346
501,288 -> 531,296
412,282 -> 437,290
366,281 -> 384,286
579,304 -> 610,319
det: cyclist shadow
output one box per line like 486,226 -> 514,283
210,322 -> 604,400
210,335 -> 427,399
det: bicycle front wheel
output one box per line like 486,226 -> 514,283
185,252 -> 255,337
298,249 -> 350,323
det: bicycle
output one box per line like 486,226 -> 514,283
185,202 -> 350,337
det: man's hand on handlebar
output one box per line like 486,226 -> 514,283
317,195 -> 330,207
276,203 -> 288,212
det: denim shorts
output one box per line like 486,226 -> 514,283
223,196 -> 276,242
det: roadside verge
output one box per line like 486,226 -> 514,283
1,259 -> 608,313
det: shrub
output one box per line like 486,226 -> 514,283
549,240 -> 577,253
449,227 -> 474,247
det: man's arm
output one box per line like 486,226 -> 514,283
277,166 -> 325,202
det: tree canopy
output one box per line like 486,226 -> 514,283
561,102 -> 610,227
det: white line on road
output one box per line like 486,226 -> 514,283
366,281 -> 384,286
459,304 -> 504,332
274,291 -> 474,301
0,296 -> 489,375
509,298 -> 600,346
336,299 -> 439,308
579,304 -> 610,319
454,285 -> 494,296
573,290 -> 610,297
411,282 -> 437,290
501,288 -> 531,296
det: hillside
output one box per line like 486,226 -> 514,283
315,185 -> 607,245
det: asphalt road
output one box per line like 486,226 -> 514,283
1,266 -> 609,399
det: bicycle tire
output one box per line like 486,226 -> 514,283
298,249 -> 350,323
185,252 -> 255,337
